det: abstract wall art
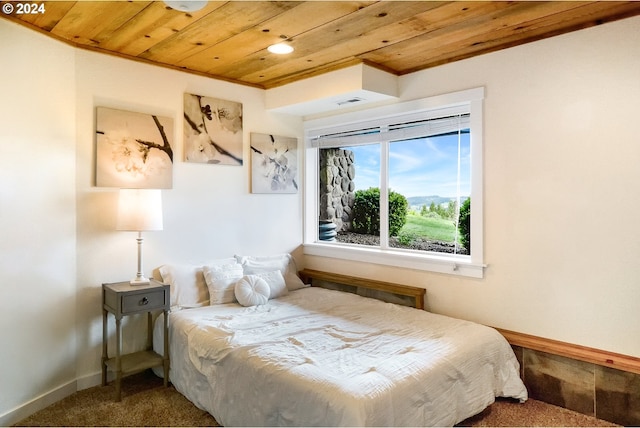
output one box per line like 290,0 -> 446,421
250,133 -> 298,194
95,106 -> 173,188
183,93 -> 243,165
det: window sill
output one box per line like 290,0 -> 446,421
303,242 -> 486,279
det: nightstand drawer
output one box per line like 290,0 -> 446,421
103,280 -> 170,317
122,290 -> 165,313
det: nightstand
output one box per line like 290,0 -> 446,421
102,279 -> 170,401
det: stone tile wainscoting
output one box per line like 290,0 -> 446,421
506,335 -> 640,426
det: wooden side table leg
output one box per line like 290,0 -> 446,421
102,309 -> 108,386
163,309 -> 169,387
115,315 -> 122,402
146,312 -> 153,350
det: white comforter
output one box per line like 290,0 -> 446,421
156,286 -> 527,426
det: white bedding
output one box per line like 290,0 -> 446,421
155,286 -> 527,426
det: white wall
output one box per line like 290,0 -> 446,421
305,16 -> 640,357
73,49 -> 304,382
0,21 -> 77,422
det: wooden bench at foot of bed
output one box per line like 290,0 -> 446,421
298,268 -> 426,310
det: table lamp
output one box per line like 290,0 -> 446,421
117,189 -> 163,285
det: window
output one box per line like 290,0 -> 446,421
304,88 -> 485,278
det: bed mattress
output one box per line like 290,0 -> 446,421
155,286 -> 527,426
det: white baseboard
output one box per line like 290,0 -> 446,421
0,372 -> 105,426
0,380 -> 77,427
76,371 -> 104,391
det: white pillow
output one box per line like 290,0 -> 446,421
159,258 -> 237,310
203,263 -> 244,305
158,264 -> 208,310
235,253 -> 308,291
234,275 -> 270,307
254,270 -> 288,299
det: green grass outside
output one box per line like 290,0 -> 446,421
399,213 -> 458,242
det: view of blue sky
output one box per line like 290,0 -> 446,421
347,133 -> 471,198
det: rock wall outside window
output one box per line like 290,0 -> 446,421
319,148 -> 356,232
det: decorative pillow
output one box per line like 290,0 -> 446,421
158,264 -> 208,310
159,258 -> 237,310
254,270 -> 288,299
235,253 -> 308,291
234,275 -> 270,307
203,262 -> 244,305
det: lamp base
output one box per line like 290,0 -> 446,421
130,277 -> 150,286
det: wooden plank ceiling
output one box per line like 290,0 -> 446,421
5,1 -> 640,89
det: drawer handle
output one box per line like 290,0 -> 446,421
140,297 -> 149,306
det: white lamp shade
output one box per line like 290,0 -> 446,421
117,189 -> 163,231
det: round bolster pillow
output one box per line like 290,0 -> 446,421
234,275 -> 270,307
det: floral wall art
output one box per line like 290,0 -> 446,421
95,107 -> 173,188
250,133 -> 298,194
183,93 -> 243,165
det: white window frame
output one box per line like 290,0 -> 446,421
303,87 -> 486,278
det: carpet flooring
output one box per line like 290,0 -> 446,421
15,370 -> 618,427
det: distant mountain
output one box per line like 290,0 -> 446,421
406,195 -> 469,208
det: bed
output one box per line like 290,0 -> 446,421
153,256 -> 527,426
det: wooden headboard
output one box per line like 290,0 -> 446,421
298,269 -> 426,310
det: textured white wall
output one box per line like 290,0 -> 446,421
0,20 -> 77,421
72,49 -> 304,382
305,15 -> 640,357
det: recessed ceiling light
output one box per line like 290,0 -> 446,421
164,1 -> 207,12
267,42 -> 294,55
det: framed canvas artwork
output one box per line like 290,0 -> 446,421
250,133 -> 298,194
183,93 -> 243,165
95,107 -> 173,188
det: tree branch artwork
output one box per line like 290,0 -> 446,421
250,133 -> 298,194
95,107 -> 174,188
183,93 -> 243,165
